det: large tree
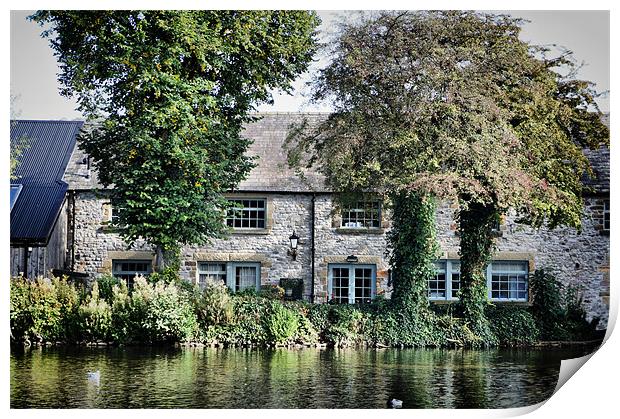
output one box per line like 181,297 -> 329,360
286,11 -> 608,337
32,11 -> 320,269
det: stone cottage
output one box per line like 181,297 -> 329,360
40,113 -> 610,327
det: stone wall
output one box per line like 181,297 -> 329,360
434,197 -> 610,328
71,191 -> 609,327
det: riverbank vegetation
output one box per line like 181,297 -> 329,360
10,272 -> 600,348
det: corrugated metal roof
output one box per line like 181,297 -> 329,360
10,120 -> 82,244
11,120 -> 82,184
10,183 -> 68,244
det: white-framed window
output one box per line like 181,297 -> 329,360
429,260 -> 527,302
10,184 -> 23,211
197,261 -> 261,292
428,260 -> 460,300
488,261 -> 528,301
604,200 -> 610,231
197,262 -> 227,289
328,264 -> 376,304
112,259 -> 152,288
341,201 -> 381,228
226,198 -> 267,229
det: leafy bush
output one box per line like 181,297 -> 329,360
109,281 -> 132,343
322,304 -> 367,347
259,284 -> 285,300
10,276 -> 79,344
530,269 -> 601,342
96,274 -> 120,304
487,305 -> 540,346
128,276 -> 198,343
195,283 -> 234,327
10,268 -> 600,348
563,285 -> 600,341
265,301 -> 299,344
530,269 -> 567,340
77,282 -> 112,342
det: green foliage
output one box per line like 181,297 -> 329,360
564,285 -> 600,341
258,284 -> 285,300
323,305 -> 367,347
265,302 -> 299,345
530,269 -> 600,341
286,10 -> 608,344
31,11 -> 320,260
387,191 -> 438,309
96,273 -> 120,304
194,283 -> 234,327
10,270 -> 599,348
10,133 -> 29,181
487,305 -> 540,346
530,269 -> 566,340
127,276 -> 198,343
10,276 -> 79,343
456,202 -> 497,342
109,281 -> 132,343
77,282 -> 112,342
287,11 -> 608,228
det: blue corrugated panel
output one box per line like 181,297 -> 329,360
10,120 -> 83,244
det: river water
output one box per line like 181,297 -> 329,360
10,345 -> 595,409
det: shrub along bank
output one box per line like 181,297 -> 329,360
10,271 -> 600,348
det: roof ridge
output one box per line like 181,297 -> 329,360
11,119 -> 85,124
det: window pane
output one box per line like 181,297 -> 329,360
226,199 -> 267,229
604,200 -> 610,230
354,268 -> 373,303
429,262 -> 447,299
112,259 -> 152,289
198,263 -> 227,290
341,201 -> 381,228
490,262 -> 528,301
332,267 -> 350,303
236,266 -> 257,291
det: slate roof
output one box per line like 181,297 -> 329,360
64,112 -> 610,194
10,120 -> 82,245
64,113 -> 329,192
237,113 -> 327,192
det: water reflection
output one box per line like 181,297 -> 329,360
10,345 -> 595,409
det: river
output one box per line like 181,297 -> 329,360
10,345 -> 595,409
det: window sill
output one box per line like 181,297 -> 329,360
336,227 -> 384,235
230,228 -> 271,236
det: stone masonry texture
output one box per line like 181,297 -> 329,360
65,113 -> 610,330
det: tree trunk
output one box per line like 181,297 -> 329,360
456,201 -> 496,341
388,191 -> 438,310
155,245 -> 181,278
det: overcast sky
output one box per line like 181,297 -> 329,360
10,10 -> 610,120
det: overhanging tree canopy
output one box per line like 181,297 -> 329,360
289,11 -> 607,225
32,10 -> 320,265
286,11 -> 608,337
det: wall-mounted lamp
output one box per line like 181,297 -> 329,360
288,231 -> 299,261
346,254 -> 358,263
